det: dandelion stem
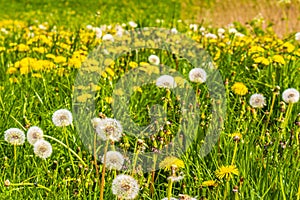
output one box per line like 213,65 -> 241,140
131,140 -> 140,176
266,92 -> 276,127
281,103 -> 293,138
280,171 -> 287,200
167,179 -> 173,200
43,135 -> 87,166
100,140 -> 109,200
9,182 -> 51,192
13,145 -> 17,180
63,127 -> 76,172
94,132 -> 100,190
231,141 -> 238,165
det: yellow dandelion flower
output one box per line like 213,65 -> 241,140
215,165 -> 239,180
231,82 -> 248,96
133,86 -> 142,93
104,58 -> 115,66
272,55 -> 285,65
32,73 -> 42,78
114,88 -> 124,96
139,62 -> 150,67
54,56 -> 67,64
282,42 -> 295,53
101,71 -> 107,78
76,93 -> 93,102
46,54 -> 56,59
0,47 -> 6,52
228,132 -> 242,140
17,44 -> 30,52
248,46 -> 264,54
202,180 -> 218,187
129,61 -> 138,68
159,156 -> 185,171
9,77 -> 19,83
105,67 -> 115,77
6,67 -> 17,74
20,66 -> 31,75
105,97 -> 113,104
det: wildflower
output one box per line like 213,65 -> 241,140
272,55 -> 285,65
27,126 -> 44,145
156,75 -> 177,89
170,28 -> 178,34
148,55 -> 160,65
112,174 -> 139,199
231,82 -> 248,96
161,198 -> 177,200
205,33 -> 217,39
295,32 -> 300,41
4,179 -> 10,187
188,68 -> 207,83
33,140 -> 52,159
128,21 -> 138,28
202,180 -> 218,187
215,165 -> 239,180
101,151 -> 124,170
159,156 -> 185,171
282,88 -> 299,103
249,93 -> 266,108
95,118 -> 123,142
229,132 -> 242,141
4,128 -> 25,145
167,175 -> 184,182
102,34 -> 114,42
91,117 -> 102,129
52,109 -> 73,127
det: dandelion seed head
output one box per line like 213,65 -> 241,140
52,109 -> 73,127
156,75 -> 177,89
102,151 -> 124,170
112,174 -> 139,199
148,55 -> 160,65
167,175 -> 184,182
33,140 -> 53,159
27,126 -> 44,145
189,68 -> 207,83
4,128 -> 25,145
96,118 -> 123,142
249,93 -> 266,108
282,88 -> 299,103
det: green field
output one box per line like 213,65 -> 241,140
0,0 -> 299,199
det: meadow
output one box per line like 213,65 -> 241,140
0,0 -> 299,199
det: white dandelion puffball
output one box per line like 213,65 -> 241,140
156,75 -> 177,89
249,93 -> 266,108
101,151 -> 124,170
189,68 -> 207,83
4,128 -> 25,145
91,117 -> 102,129
128,21 -> 138,28
112,174 -> 139,199
102,34 -> 114,42
148,55 -> 160,65
52,109 -> 73,127
161,198 -> 177,200
282,88 -> 299,104
33,140 -> 53,159
27,126 -> 44,145
295,32 -> 300,41
96,118 -> 123,142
